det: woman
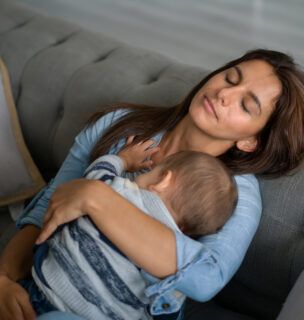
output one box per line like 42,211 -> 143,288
0,49 -> 304,320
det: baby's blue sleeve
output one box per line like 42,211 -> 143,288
143,174 -> 262,315
84,155 -> 125,181
16,110 -> 126,229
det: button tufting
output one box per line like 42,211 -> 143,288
149,76 -> 158,83
93,48 -> 119,63
53,32 -> 77,46
147,66 -> 168,84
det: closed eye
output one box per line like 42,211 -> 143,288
225,74 -> 237,85
225,66 -> 242,85
241,99 -> 250,114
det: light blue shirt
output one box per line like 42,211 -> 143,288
17,109 -> 262,317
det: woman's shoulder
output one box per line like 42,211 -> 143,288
93,108 -> 131,132
84,108 -> 132,142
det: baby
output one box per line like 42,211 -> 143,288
27,139 -> 237,320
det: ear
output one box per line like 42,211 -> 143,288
148,170 -> 173,193
236,137 -> 257,153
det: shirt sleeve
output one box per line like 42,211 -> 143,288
16,110 -> 127,229
143,174 -> 262,313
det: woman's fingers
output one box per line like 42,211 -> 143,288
36,219 -> 58,245
17,290 -> 36,320
36,209 -> 59,245
37,186 -> 88,244
8,300 -> 24,320
36,179 -> 93,244
43,208 -> 52,225
37,205 -> 56,244
0,276 -> 36,320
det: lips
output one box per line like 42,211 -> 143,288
203,95 -> 218,120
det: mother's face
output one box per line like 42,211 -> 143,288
189,59 -> 282,152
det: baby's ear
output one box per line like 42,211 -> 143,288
148,170 -> 172,193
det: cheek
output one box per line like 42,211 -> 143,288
231,118 -> 267,137
224,114 -> 258,136
189,101 -> 203,122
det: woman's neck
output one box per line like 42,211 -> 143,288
159,115 -> 234,159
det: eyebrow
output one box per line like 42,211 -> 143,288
234,66 -> 262,115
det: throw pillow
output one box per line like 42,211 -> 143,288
0,58 -> 45,206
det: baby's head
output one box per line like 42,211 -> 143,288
135,151 -> 238,237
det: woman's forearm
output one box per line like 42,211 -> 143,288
36,179 -> 178,277
88,181 -> 177,278
0,225 -> 40,281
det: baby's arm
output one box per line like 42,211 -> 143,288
84,155 -> 125,182
85,136 -> 159,181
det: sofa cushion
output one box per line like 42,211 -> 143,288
216,168 -> 304,319
184,299 -> 255,320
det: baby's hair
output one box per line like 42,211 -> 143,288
159,151 -> 238,237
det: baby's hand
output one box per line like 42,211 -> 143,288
118,136 -> 160,172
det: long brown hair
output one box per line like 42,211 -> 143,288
88,49 -> 304,177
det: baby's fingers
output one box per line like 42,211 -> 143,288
139,160 -> 154,170
145,146 -> 160,158
140,139 -> 157,150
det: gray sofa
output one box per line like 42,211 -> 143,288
1,1 -> 304,319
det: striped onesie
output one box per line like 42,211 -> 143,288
31,154 -> 181,320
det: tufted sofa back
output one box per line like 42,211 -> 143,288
1,1 -> 304,319
0,1 -> 206,176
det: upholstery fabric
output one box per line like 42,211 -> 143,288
184,299 -> 255,320
0,1 -> 206,177
1,1 -> 304,319
277,270 -> 304,320
215,168 -> 304,319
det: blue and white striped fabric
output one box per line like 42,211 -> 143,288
32,155 -> 180,320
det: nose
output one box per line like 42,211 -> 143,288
217,86 -> 239,107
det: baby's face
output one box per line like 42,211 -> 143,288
135,166 -> 163,189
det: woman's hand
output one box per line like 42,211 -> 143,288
0,275 -> 36,320
0,225 -> 39,320
35,179 -> 176,277
36,179 -> 100,244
